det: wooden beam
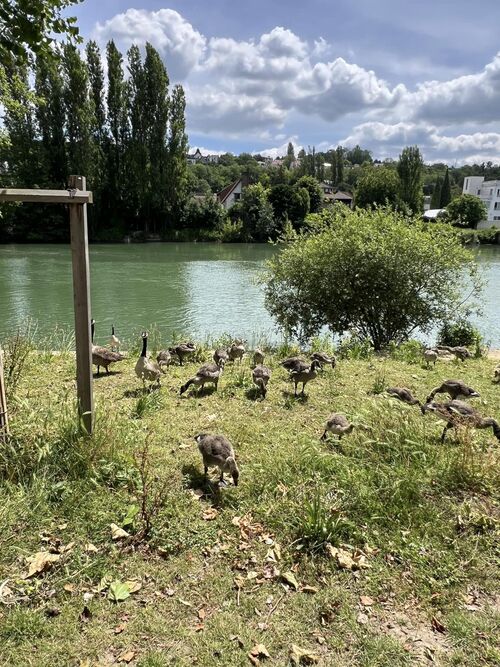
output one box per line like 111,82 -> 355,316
68,175 -> 94,434
0,188 -> 93,204
0,346 -> 9,440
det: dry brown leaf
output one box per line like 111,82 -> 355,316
248,655 -> 259,667
110,523 -> 130,540
114,623 -> 127,634
289,644 -> 319,665
59,541 -> 75,554
117,649 -> 136,663
57,523 -> 68,530
250,643 -> 271,658
232,516 -> 241,526
64,583 -> 76,593
84,543 -> 98,553
281,571 -> 299,590
198,607 -> 206,621
301,585 -> 318,594
124,580 -> 142,594
360,595 -> 374,606
431,616 -> 447,634
25,551 -> 61,578
356,612 -> 369,625
202,508 -> 218,521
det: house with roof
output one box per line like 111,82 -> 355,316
186,148 -> 220,165
216,175 -> 251,209
463,176 -> 500,228
319,182 -> 353,208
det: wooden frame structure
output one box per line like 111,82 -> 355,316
0,176 -> 94,434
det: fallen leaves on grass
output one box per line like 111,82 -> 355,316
356,612 -> 369,625
431,616 -> 447,634
248,644 -> 271,664
326,544 -> 371,571
110,523 -> 130,540
25,551 -> 61,578
114,623 -> 127,634
202,508 -> 218,521
84,543 -> 98,553
108,581 -> 131,603
281,571 -> 299,590
117,649 -> 136,663
360,595 -> 374,606
289,644 -> 319,665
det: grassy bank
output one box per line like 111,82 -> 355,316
1,344 -> 499,666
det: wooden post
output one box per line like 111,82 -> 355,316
68,175 -> 94,434
0,346 -> 9,440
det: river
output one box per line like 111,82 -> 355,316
0,243 -> 499,347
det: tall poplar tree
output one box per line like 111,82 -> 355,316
398,145 -> 424,213
430,176 -> 442,209
127,44 -> 149,229
166,84 -> 188,230
440,167 -> 451,207
336,146 -> 344,184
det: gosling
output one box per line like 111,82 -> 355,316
386,387 -> 421,406
280,357 -> 309,373
195,433 -> 239,486
494,365 -> 500,383
321,413 -> 354,440
156,349 -> 172,373
425,379 -> 479,404
253,349 -> 265,366
290,359 -> 321,396
252,364 -> 271,398
213,348 -> 229,366
180,361 -> 224,395
169,342 -> 196,365
311,351 -> 336,369
422,400 -> 500,443
423,348 -> 438,368
228,341 -> 245,363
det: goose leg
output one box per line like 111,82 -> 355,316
204,465 -> 208,481
320,430 -> 327,441
106,365 -> 110,375
441,422 -> 452,443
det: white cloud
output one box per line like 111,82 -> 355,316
93,8 -> 206,80
253,138 -> 303,159
90,8 -> 500,161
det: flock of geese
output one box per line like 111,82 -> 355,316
89,320 -> 500,486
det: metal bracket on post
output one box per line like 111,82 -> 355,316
68,175 -> 94,434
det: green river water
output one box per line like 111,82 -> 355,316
0,243 -> 499,346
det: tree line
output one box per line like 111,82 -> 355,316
0,39 -> 188,241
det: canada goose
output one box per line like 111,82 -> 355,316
451,346 -> 472,362
213,348 -> 229,367
386,387 -> 421,406
194,433 -> 239,486
252,364 -> 271,398
109,324 -> 121,352
423,348 -> 438,368
180,362 -> 224,395
290,359 -> 321,396
156,349 -> 172,373
320,413 -> 354,440
169,342 -> 196,365
425,379 -> 480,404
253,349 -> 265,366
311,351 -> 336,369
280,357 -> 309,373
135,332 -> 161,387
494,365 -> 500,383
91,320 -> 124,375
228,341 -> 245,363
422,400 -> 500,443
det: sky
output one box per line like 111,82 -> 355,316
72,0 -> 500,163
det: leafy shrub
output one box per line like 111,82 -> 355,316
2,320 -> 36,394
437,319 -> 482,348
337,332 -> 373,360
388,339 -> 423,364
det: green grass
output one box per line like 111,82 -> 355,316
0,348 -> 499,666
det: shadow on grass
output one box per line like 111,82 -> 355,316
181,463 -> 236,508
281,389 -> 309,403
93,369 -> 123,379
245,387 -> 264,401
123,385 -> 161,398
180,386 -> 218,399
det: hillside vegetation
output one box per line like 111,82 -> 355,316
0,341 -> 499,666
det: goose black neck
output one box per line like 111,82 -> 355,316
112,325 -> 115,335
141,336 -> 148,358
91,321 -> 95,343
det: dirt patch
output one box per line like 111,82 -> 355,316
369,607 -> 451,665
487,349 -> 500,361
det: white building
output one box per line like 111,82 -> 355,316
463,176 -> 500,228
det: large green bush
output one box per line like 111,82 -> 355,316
263,205 -> 481,349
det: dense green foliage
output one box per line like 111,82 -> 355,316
441,167 -> 452,207
398,146 -> 424,213
437,319 -> 483,348
355,166 -> 401,208
445,194 -> 488,228
263,206 -> 481,349
0,40 -> 188,241
0,0 -> 81,65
